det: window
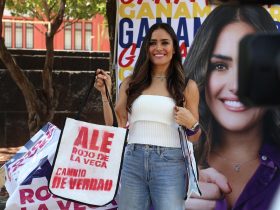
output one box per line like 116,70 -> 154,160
4,22 -> 12,48
74,22 -> 82,50
26,23 -> 33,48
64,23 -> 72,50
85,23 -> 92,51
15,23 -> 23,48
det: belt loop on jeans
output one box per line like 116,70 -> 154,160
157,146 -> 160,155
131,143 -> 136,151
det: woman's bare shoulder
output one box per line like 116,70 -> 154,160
184,79 -> 199,96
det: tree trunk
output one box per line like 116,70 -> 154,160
0,0 -> 5,34
106,0 -> 116,60
0,0 -> 65,137
39,0 -> 66,129
0,0 -> 48,136
32,0 -> 66,133
106,0 -> 117,99
41,34 -> 56,125
0,38 -> 49,136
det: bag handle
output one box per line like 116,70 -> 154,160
76,72 -> 118,127
178,126 -> 201,197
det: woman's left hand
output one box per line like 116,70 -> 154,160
174,106 -> 197,129
185,168 -> 232,210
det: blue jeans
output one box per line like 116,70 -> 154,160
118,144 -> 187,210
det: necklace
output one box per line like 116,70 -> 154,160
212,151 -> 258,172
153,75 -> 167,82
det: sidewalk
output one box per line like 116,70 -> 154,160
0,147 -> 21,210
0,147 -> 21,164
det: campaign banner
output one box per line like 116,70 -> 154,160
116,0 -> 211,88
116,0 -> 280,89
49,118 -> 127,206
4,123 -> 118,210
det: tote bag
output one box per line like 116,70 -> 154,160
178,126 -> 201,199
49,77 -> 128,206
3,123 -> 117,209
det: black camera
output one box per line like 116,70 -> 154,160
238,33 -> 280,106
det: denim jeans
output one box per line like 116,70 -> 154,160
118,144 -> 186,210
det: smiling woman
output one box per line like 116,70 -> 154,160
148,28 -> 175,71
94,22 -> 201,210
206,21 -> 265,131
183,4 -> 280,210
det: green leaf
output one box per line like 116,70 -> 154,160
5,0 -> 106,21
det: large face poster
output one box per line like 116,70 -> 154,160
116,0 -> 280,90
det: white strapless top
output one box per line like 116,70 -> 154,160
128,95 -> 180,148
130,95 -> 176,125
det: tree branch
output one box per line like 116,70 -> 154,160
49,1 -> 57,14
50,0 -> 66,36
56,18 -> 79,33
1,1 -> 37,106
0,0 -> 43,126
42,0 -> 51,21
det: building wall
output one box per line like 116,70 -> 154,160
2,13 -> 110,51
0,50 -> 110,147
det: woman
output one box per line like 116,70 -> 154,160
184,4 -> 280,210
95,23 -> 200,210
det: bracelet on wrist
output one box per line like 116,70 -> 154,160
185,128 -> 199,136
185,122 -> 200,136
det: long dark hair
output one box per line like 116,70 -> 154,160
183,4 -> 280,166
126,23 -> 186,111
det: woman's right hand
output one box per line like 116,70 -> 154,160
185,168 -> 232,210
94,69 -> 112,96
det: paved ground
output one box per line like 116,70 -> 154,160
0,147 -> 21,210
0,147 -> 21,164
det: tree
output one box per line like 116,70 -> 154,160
106,0 -> 116,63
105,0 -> 117,97
0,0 -> 106,136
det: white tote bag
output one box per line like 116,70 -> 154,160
49,77 -> 128,206
49,118 -> 127,206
